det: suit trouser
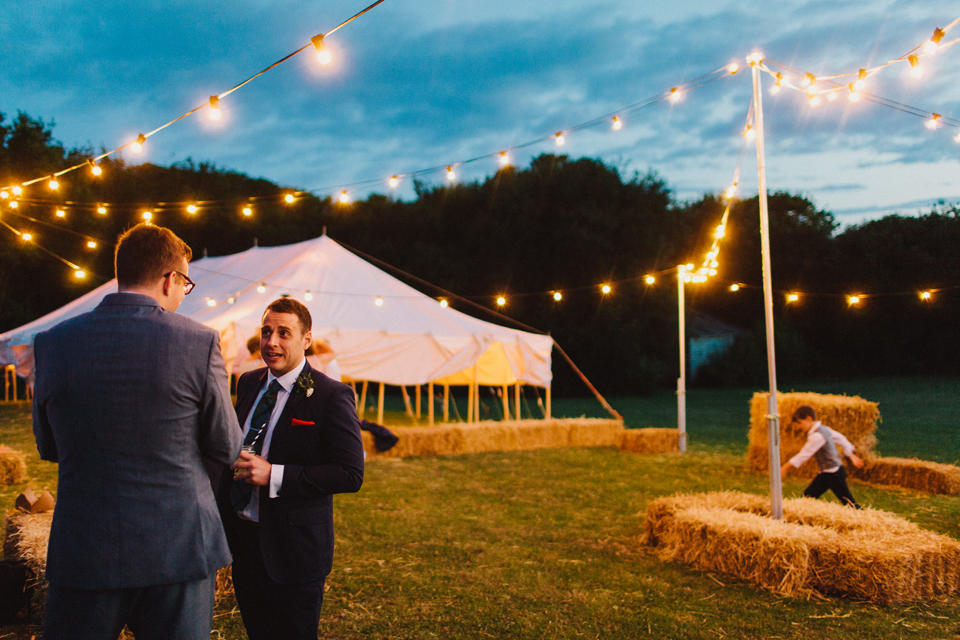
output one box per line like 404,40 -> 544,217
43,575 -> 215,640
231,518 -> 325,640
803,466 -> 860,508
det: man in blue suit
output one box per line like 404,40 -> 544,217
218,298 -> 364,640
33,224 -> 242,640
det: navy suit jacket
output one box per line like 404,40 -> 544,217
218,360 -> 364,584
32,293 -> 243,590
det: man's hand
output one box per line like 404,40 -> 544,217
780,462 -> 792,480
232,450 -> 272,486
849,453 -> 864,469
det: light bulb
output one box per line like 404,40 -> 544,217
339,190 -> 350,204
98,206 -> 107,214
668,88 -> 680,103
685,264 -> 694,271
553,291 -> 562,301
725,185 -> 737,199
925,114 -> 941,130
446,166 -> 456,182
920,291 -> 932,300
56,209 -> 65,218
285,194 -> 295,203
787,293 -> 799,302
304,291 -> 313,301
770,85 -> 781,95
827,92 -> 838,102
555,132 -> 565,145
809,95 -> 821,107
746,51 -> 764,65
496,296 -> 506,306
439,299 -> 448,308
923,28 -> 945,54
131,133 -> 146,152
729,284 -> 739,292
12,186 -> 22,196
601,284 -> 611,294
257,284 -> 267,294
683,275 -> 692,283
49,179 -> 59,191
311,34 -> 332,64
389,175 -> 399,188
728,63 -> 739,74
9,201 -> 18,209
22,233 -> 32,241
611,116 -> 622,130
909,54 -> 923,78
208,96 -> 221,120
848,295 -> 861,305
716,224 -> 726,238
87,241 -> 97,249
0,191 -> 7,199
90,163 -> 102,176
645,275 -> 655,285
499,152 -> 512,166
743,125 -> 756,141
206,298 -> 217,307
708,269 -> 717,276
375,296 -> 384,307
242,206 -> 252,216
74,269 -> 86,279
187,204 -> 198,214
142,211 -> 152,221
228,297 -> 236,304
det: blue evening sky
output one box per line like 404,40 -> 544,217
3,0 -> 959,225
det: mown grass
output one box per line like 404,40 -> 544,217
1,376 -> 959,639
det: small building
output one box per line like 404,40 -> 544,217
689,316 -> 745,378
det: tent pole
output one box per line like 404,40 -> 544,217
545,387 -> 551,419
378,382 -> 385,425
502,384 -> 509,421
359,380 -> 368,418
467,384 -> 474,424
473,364 -> 480,423
443,384 -> 450,422
401,386 -> 413,417
428,381 -> 434,426
515,383 -> 521,421
678,265 -> 687,454
416,385 -> 421,419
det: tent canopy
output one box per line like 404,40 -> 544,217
0,236 -> 553,388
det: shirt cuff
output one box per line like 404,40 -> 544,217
269,464 -> 284,498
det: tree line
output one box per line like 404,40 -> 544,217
2,111 -> 958,395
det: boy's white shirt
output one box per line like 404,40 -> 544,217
788,421 -> 856,473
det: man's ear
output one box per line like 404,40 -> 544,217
303,330 -> 313,351
161,272 -> 173,297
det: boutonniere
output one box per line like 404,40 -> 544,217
294,371 -> 315,398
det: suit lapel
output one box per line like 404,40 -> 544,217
236,369 -> 269,427
266,361 -> 315,462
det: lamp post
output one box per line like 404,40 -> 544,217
677,265 -> 687,453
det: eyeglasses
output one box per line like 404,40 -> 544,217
164,270 -> 196,295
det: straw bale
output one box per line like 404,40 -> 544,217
618,428 -> 680,454
0,445 -> 27,485
642,491 -> 960,603
363,419 -> 624,459
748,392 -> 879,479
854,457 -> 960,496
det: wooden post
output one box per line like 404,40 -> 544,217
400,386 -> 413,417
428,381 -> 434,426
545,387 -> 551,419
415,385 -> 421,419
502,384 -> 509,421
467,383 -> 474,424
359,380 -> 368,418
4,364 -> 16,403
474,383 -> 480,422
515,383 -> 521,421
443,384 -> 450,422
378,382 -> 385,425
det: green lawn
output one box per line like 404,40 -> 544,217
2,376 -> 959,639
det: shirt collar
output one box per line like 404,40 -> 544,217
266,357 -> 306,393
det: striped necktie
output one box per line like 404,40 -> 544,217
231,380 -> 282,512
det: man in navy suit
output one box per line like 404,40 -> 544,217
218,298 -> 364,640
33,224 -> 242,640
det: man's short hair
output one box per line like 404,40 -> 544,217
115,224 -> 192,289
792,405 -> 817,423
246,336 -> 261,354
263,298 -> 312,335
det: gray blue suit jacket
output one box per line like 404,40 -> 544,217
32,292 -> 243,590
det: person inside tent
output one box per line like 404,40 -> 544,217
236,335 -> 264,377
305,338 -> 341,382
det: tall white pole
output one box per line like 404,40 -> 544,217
677,265 -> 687,453
752,58 -> 784,520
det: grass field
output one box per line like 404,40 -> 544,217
1,376 -> 958,639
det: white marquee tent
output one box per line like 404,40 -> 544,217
0,235 -> 554,419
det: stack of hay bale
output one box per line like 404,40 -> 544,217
0,445 -> 27,485
748,391 -> 960,495
643,491 -> 960,603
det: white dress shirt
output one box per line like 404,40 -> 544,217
237,357 -> 306,522
788,421 -> 856,473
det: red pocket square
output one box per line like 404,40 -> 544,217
291,418 -> 315,426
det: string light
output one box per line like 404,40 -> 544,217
285,193 -> 295,203
86,241 -> 97,249
553,291 -> 562,301
374,296 -> 383,307
645,275 -> 656,285
496,296 -> 506,306
74,269 -> 86,279
446,166 -> 456,182
923,28 -> 946,55
48,179 -> 59,191
926,113 -> 941,130
389,175 -> 400,188
131,134 -> 146,153
0,191 -> 7,199
304,291 -> 313,301
728,63 -> 739,74
787,293 -> 799,302
12,186 -> 21,196
142,211 -> 153,221
601,284 -> 611,294
729,284 -> 740,292
9,201 -> 18,209
257,283 -> 267,293
611,116 -> 623,130
89,160 -> 102,176
98,205 -> 107,214
228,297 -> 236,304
855,69 -> 868,91
908,54 -> 923,78
56,209 -> 65,218
809,95 -> 821,107
21,233 -> 32,241
743,125 -> 756,141
920,290 -> 932,300
206,298 -> 217,307
555,132 -> 565,146
499,152 -> 512,167
771,73 -> 783,95
311,34 -> 332,65
339,190 -> 350,204
848,295 -> 861,306
242,206 -> 252,216
668,88 -> 681,103
187,204 -> 198,214
208,96 -> 222,120
439,298 -> 448,308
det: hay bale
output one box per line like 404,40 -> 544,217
618,429 -> 680,454
642,491 -> 960,604
363,419 -> 624,459
748,392 -> 879,478
0,445 -> 27,485
854,457 -> 960,496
